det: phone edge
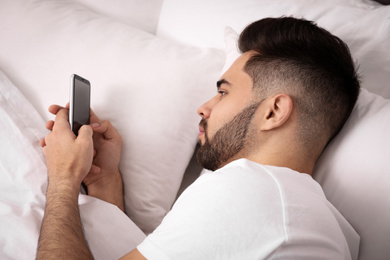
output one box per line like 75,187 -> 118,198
69,74 -> 76,132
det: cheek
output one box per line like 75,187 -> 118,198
207,106 -> 234,139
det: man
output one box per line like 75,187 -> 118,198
37,17 -> 360,259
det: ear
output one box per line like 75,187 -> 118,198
259,94 -> 293,131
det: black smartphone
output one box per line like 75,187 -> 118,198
69,74 -> 91,136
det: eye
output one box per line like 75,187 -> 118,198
218,90 -> 227,97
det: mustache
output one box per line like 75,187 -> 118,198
199,118 -> 207,130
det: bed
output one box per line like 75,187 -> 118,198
0,0 -> 389,259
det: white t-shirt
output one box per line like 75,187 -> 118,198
138,159 -> 359,260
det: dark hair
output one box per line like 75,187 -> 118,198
238,17 -> 360,152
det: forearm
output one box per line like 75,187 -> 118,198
37,182 -> 93,259
85,169 -> 125,212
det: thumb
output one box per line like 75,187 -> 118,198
77,125 -> 93,140
91,120 -> 118,140
89,164 -> 101,175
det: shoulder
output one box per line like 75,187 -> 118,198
187,159 -> 317,204
176,158 -> 317,209
138,160 -> 297,259
176,159 -> 293,211
193,158 -> 298,191
138,159 -> 355,259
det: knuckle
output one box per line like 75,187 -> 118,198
101,120 -> 111,128
44,133 -> 51,143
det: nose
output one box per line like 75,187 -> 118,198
197,96 -> 217,119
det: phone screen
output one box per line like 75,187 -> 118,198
70,74 -> 90,135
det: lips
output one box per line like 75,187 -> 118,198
198,119 -> 207,139
198,125 -> 205,137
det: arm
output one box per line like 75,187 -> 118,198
83,108 -> 125,212
37,178 -> 93,259
86,111 -> 146,259
37,107 -> 95,259
120,249 -> 146,260
38,105 -> 144,259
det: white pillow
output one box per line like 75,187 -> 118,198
0,0 -> 224,234
156,0 -> 390,99
0,70 -> 145,259
220,27 -> 390,260
71,0 -> 164,34
313,88 -> 390,260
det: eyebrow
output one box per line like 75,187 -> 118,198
216,78 -> 232,89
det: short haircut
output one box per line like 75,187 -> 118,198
238,17 -> 360,151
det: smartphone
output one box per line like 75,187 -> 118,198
69,74 -> 91,135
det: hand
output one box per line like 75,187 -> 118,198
40,105 -> 95,193
83,109 -> 125,212
41,104 -> 125,211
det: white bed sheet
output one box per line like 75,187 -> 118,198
0,69 -> 145,259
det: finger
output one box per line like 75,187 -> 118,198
77,124 -> 93,140
91,120 -> 119,140
40,138 -> 46,147
65,102 -> 70,109
52,108 -> 70,131
43,132 -> 52,146
48,104 -> 65,115
89,108 -> 101,125
46,120 -> 54,131
89,164 -> 101,175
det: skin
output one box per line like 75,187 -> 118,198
37,107 -> 95,259
197,52 -> 314,174
37,51 -> 319,259
37,104 -> 125,259
196,101 -> 263,171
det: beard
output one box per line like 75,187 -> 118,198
196,102 -> 261,171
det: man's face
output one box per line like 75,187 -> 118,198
196,52 -> 260,171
